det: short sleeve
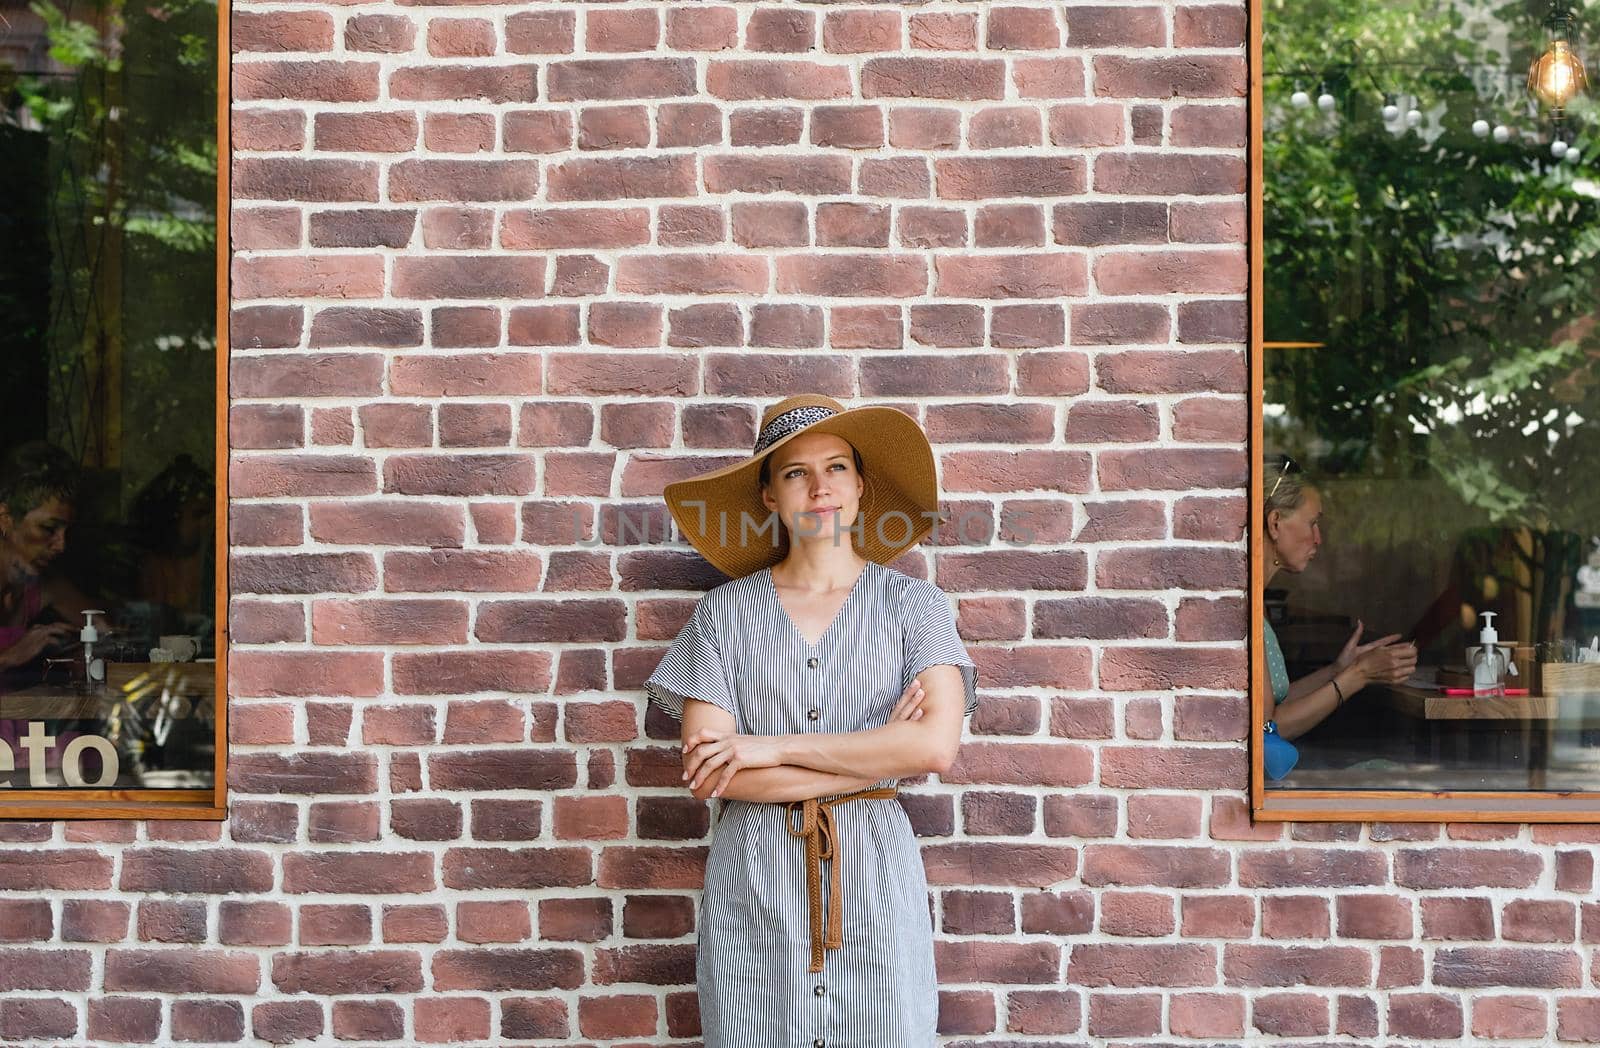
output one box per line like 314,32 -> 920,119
644,602 -> 737,724
904,582 -> 979,717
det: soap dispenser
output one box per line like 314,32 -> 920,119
1468,611 -> 1515,696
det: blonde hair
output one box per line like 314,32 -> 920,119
1265,458 -> 1314,527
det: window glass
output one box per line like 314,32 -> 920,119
1263,0 -> 1600,791
1,0 -> 218,791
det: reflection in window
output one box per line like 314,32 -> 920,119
1,0 -> 217,790
1263,0 -> 1600,791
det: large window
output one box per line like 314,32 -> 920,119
0,0 -> 225,816
1254,0 -> 1600,819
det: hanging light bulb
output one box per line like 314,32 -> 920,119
1472,118 -> 1491,137
1553,138 -> 1571,157
1291,85 -> 1311,108
1406,107 -> 1423,128
1382,98 -> 1400,122
1317,90 -> 1337,113
1493,123 -> 1512,143
1528,4 -> 1589,117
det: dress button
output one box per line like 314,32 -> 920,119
807,657 -> 819,668
807,709 -> 820,721
814,1040 -> 826,1048
813,984 -> 826,996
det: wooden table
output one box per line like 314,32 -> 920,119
1371,684 -> 1580,789
1375,684 -> 1560,721
1,662 -> 214,721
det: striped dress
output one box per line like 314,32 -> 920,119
645,560 -> 979,1048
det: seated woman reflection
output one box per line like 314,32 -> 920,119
1262,458 -> 1418,780
0,443 -> 102,773
0,443 -> 97,675
131,454 -> 215,648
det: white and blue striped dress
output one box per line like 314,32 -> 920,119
645,559 -> 979,1048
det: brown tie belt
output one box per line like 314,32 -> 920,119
784,786 -> 899,974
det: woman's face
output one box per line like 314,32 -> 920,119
1270,487 -> 1323,573
1,496 -> 72,575
760,431 -> 864,548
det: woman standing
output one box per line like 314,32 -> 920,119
645,394 -> 978,1047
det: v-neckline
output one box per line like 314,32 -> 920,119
766,562 -> 873,650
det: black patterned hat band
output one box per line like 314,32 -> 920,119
752,405 -> 839,456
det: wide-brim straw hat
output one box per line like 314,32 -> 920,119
663,394 -> 940,580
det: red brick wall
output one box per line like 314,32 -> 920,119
3,2 -> 1599,1044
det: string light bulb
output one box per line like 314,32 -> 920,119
1528,5 -> 1589,116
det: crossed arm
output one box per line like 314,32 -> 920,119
677,663 -> 967,803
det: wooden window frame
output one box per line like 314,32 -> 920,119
0,0 -> 230,821
1248,0 -> 1600,822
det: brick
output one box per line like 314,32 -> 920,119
813,106 -> 886,149
234,109 -> 305,151
986,7 -> 1060,49
709,60 -> 851,100
1048,103 -> 1126,149
233,208 -> 301,250
1094,56 -> 1246,99
824,10 -> 901,53
910,12 -> 977,51
937,156 -> 1086,199
1096,249 -> 1245,295
390,65 -> 539,103
309,210 -> 416,251
1096,152 -> 1246,195
234,60 -> 379,102
1395,848 -> 1542,889
935,253 -> 1087,298
548,155 -> 696,200
1171,992 -> 1246,1037
232,255 -> 383,300
1224,945 -> 1372,987
864,57 -> 1005,100
549,58 -> 695,101
390,159 -> 538,202
1175,5 -> 1247,47
745,8 -> 813,51
968,106 -> 1042,148
587,9 -> 660,52
777,254 -> 927,297
1069,943 -> 1215,987
1389,994 -> 1464,1039
1013,57 -> 1087,98
1068,6 -> 1166,46
1473,995 -> 1549,1040
1173,103 -> 1247,147
616,254 -> 768,295
504,110 -> 573,152
345,15 -> 415,53
507,11 -> 574,54
421,114 -> 493,154
666,7 -> 736,51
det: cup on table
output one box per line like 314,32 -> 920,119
160,635 -> 199,662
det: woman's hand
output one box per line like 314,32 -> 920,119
0,623 -> 76,669
1335,621 -> 1405,672
889,678 -> 926,722
682,730 -> 785,798
1355,638 -> 1418,686
681,679 -> 930,798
